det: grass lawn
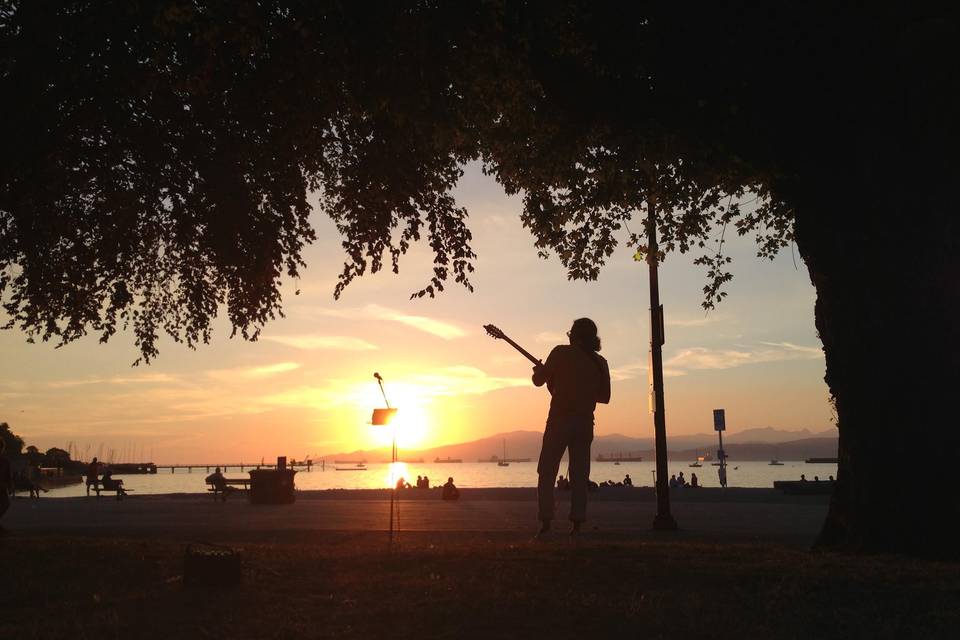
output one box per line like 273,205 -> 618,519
2,532 -> 958,639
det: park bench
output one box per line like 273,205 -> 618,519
89,478 -> 131,500
206,477 -> 251,501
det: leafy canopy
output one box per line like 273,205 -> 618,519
1,1 -> 797,363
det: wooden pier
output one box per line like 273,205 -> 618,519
152,460 -> 320,473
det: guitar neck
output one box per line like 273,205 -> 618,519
501,335 -> 541,366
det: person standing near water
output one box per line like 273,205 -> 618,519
86,457 -> 102,496
532,318 -> 611,536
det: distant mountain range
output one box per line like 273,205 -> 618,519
328,426 -> 838,463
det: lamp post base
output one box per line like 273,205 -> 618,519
653,513 -> 678,531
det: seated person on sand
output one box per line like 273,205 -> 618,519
422,475 -> 430,488
441,477 -> 460,501
669,474 -> 679,489
396,477 -> 412,490
416,475 -> 424,488
690,473 -> 699,488
556,475 -> 570,491
623,474 -> 633,487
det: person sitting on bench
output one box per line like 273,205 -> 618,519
100,469 -> 128,500
205,467 -> 234,501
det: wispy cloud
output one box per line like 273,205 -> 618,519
47,373 -> 179,389
312,304 -> 467,340
407,366 -> 529,396
262,335 -> 378,351
611,342 -> 823,381
248,362 -> 301,376
758,341 -> 823,357
369,305 -> 467,340
610,360 -> 647,382
254,386 -> 342,410
206,362 -> 302,382
666,314 -> 725,328
535,331 -> 566,344
665,343 -> 823,374
257,365 -> 528,412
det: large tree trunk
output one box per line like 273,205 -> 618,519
798,203 -> 960,557
792,19 -> 960,557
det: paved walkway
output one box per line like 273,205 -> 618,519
4,488 -> 829,545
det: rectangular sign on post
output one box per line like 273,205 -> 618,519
713,409 -> 726,431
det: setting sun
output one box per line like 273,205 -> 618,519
359,381 -> 433,450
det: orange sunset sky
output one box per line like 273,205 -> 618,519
0,164 -> 830,463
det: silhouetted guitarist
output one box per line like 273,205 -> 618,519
532,318 -> 611,536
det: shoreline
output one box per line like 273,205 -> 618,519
18,485 -> 830,503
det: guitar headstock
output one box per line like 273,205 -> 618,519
483,324 -> 505,340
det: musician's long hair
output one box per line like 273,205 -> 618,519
570,318 -> 601,352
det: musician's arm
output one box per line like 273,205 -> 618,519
532,348 -> 558,387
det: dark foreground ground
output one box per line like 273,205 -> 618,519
2,532 -> 959,640
1,490 -> 959,639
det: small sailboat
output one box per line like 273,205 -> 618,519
498,439 -> 510,467
690,451 -> 704,468
769,447 -> 784,465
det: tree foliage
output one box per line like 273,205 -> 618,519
1,1 -> 480,362
0,1 -> 805,362
0,422 -> 24,456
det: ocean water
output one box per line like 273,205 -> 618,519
40,459 -> 837,498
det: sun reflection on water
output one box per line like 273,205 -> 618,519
386,461 -> 408,488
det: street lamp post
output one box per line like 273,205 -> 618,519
647,195 -> 678,531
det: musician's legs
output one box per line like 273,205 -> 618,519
567,418 -> 594,528
537,421 -> 567,529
